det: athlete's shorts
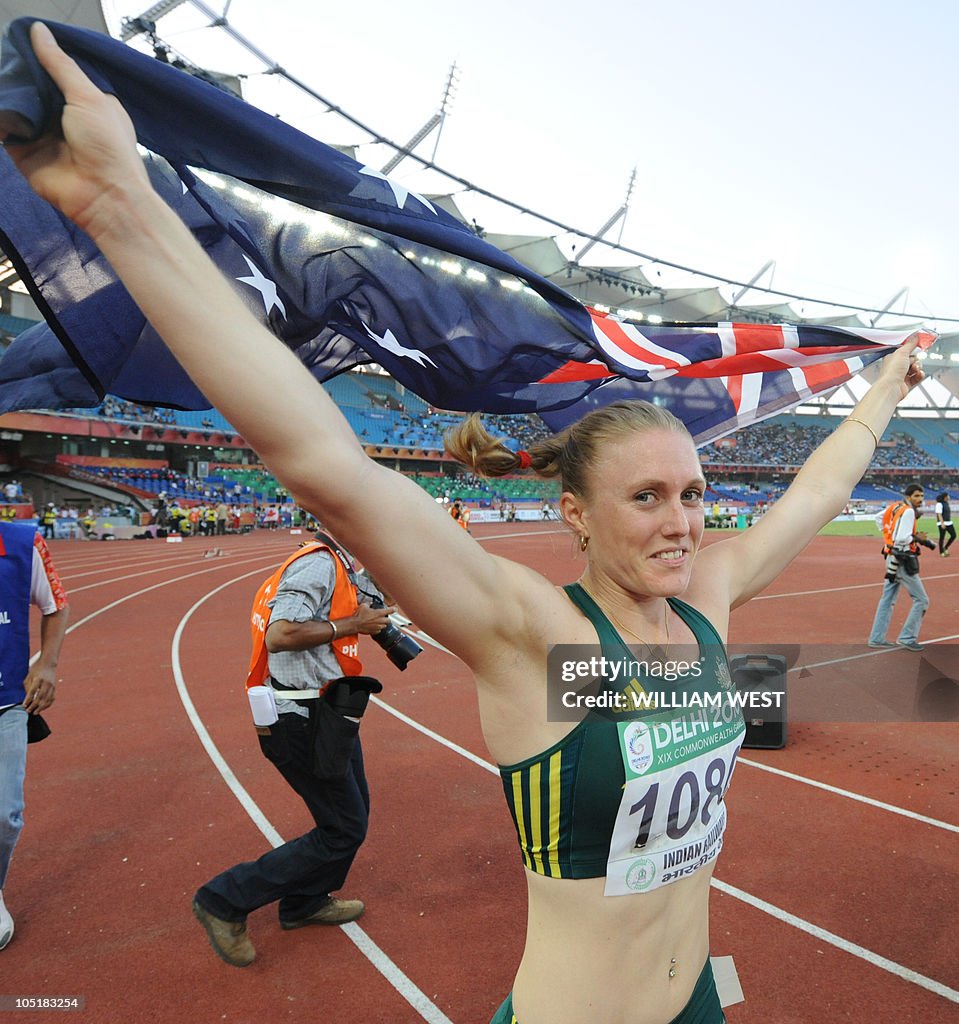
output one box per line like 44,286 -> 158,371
489,957 -> 725,1024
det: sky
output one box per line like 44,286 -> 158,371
99,0 -> 959,327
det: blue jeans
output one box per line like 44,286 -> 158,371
869,567 -> 929,645
195,712 -> 369,924
0,706 -> 27,890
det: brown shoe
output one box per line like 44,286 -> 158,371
192,899 -> 256,967
280,897 -> 365,930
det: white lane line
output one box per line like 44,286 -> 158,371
756,570 -> 959,601
370,696 -> 498,776
29,553 -> 283,664
378,626 -> 959,997
59,543 -> 281,580
368,694 -> 959,1002
171,573 -> 455,1024
736,757 -> 959,834
66,555 -> 958,1008
398,631 -> 959,835
397,611 -> 954,833
64,550 -> 288,594
711,879 -> 959,1004
480,527 -> 570,541
787,633 -> 959,672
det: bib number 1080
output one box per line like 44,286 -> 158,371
630,744 -> 742,849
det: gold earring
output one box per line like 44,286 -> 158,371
580,535 -> 589,552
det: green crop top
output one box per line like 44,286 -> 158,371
499,584 -> 745,889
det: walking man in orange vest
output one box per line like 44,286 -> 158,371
192,536 -> 394,966
868,483 -> 933,651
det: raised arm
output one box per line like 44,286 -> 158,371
6,23 -> 531,668
696,340 -> 924,609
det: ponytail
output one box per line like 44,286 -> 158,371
444,401 -> 690,496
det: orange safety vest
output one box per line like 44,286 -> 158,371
245,541 -> 362,690
450,504 -> 469,530
880,501 -> 916,554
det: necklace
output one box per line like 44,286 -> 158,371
579,581 -> 671,655
606,602 -> 670,656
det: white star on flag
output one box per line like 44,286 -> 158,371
364,324 -> 437,367
357,166 -> 436,214
237,255 -> 287,318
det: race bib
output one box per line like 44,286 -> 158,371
604,702 -> 745,896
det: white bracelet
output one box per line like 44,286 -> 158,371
328,620 -> 338,639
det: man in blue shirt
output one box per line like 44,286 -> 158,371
0,523 -> 69,951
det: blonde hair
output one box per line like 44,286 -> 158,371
444,402 -> 690,497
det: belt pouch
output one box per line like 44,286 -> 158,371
27,713 -> 51,743
307,699 -> 360,780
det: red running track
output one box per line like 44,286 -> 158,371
2,525 -> 957,1023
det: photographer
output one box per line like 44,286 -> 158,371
868,483 -> 934,652
192,534 -> 403,967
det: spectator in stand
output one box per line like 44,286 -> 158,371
698,421 -> 946,472
2,482 -> 17,503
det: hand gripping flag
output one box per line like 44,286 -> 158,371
0,19 -> 935,444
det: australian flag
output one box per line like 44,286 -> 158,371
0,19 -> 935,444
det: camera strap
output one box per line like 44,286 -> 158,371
311,530 -> 359,587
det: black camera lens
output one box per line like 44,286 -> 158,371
368,595 -> 422,671
373,622 -> 423,670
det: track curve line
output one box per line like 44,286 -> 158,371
369,631 -> 959,1005
171,569 -> 456,1024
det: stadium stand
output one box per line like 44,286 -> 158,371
0,291 -> 956,522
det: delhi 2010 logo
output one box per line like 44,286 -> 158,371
623,721 -> 653,775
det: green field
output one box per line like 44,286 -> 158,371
819,520 -> 878,536
820,515 -> 936,537
707,516 -> 937,537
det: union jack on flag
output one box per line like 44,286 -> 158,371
0,20 -> 935,445
538,316 -> 933,439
